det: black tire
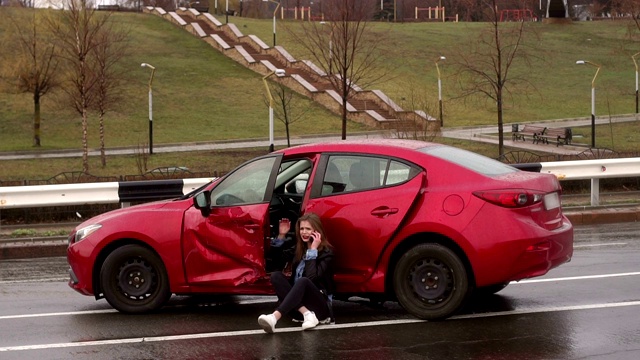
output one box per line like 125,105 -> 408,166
100,244 -> 171,314
393,243 -> 469,320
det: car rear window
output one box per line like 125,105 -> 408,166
418,145 -> 517,176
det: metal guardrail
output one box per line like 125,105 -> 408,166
0,178 -> 213,209
539,158 -> 640,206
0,158 -> 638,209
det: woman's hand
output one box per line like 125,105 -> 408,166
310,231 -> 322,250
278,218 -> 291,238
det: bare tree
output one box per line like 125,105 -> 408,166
1,10 -> 60,147
287,0 -> 387,140
453,0 -> 536,156
48,0 -> 113,172
612,0 -> 640,32
91,24 -> 130,167
266,82 -> 310,147
395,83 -> 440,142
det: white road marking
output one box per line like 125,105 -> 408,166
0,310 -> 117,320
1,300 -> 639,352
513,271 -> 640,284
573,242 -> 626,248
0,277 -> 67,285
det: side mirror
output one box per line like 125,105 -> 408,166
193,190 -> 211,217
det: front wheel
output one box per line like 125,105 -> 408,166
393,243 -> 470,320
100,244 -> 171,313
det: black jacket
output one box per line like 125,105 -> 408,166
291,247 -> 336,296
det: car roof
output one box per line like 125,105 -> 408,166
278,139 -> 438,157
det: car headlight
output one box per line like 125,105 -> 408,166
74,224 -> 102,243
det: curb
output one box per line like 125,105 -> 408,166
0,241 -> 67,260
563,206 -> 640,226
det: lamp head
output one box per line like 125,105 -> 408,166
275,69 -> 286,76
576,60 -> 586,65
141,63 -> 148,67
439,56 -> 446,60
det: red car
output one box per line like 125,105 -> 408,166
67,140 -> 573,320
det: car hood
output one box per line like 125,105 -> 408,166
74,199 -> 189,229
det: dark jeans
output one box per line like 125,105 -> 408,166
271,271 -> 331,321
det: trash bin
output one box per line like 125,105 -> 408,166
512,124 -> 519,133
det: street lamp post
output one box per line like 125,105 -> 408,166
225,0 -> 229,23
576,60 -> 601,148
262,68 -> 286,152
141,63 -> 156,155
633,52 -> 640,114
320,21 -> 334,75
435,55 -> 446,127
263,0 -> 281,47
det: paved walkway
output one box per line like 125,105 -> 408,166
0,115 -> 637,161
441,114 -> 639,156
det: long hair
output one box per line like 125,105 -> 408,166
294,213 -> 332,262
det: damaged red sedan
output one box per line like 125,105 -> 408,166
67,140 -> 573,320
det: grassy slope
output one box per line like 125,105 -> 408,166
0,8 -> 349,152
1,9 -> 639,181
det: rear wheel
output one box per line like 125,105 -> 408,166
100,245 -> 171,313
393,243 -> 469,320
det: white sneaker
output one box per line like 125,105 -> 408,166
301,311 -> 319,330
258,314 -> 277,333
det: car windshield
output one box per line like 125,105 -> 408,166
418,145 -> 517,176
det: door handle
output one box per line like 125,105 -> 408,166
371,207 -> 399,217
242,223 -> 261,234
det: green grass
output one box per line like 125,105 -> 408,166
1,8 -> 640,182
0,8 -> 348,152
238,17 -> 640,125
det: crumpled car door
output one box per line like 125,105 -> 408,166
182,156 -> 281,289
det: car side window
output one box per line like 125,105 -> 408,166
320,155 -> 418,196
210,157 -> 277,206
321,157 -> 348,196
385,160 -> 416,186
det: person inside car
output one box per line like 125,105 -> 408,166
258,213 -> 335,333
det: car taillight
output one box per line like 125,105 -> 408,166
473,189 -> 544,208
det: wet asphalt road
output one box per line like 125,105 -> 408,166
0,223 -> 639,360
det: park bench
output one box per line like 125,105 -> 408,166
512,125 -> 546,143
538,127 -> 572,146
98,5 -> 120,11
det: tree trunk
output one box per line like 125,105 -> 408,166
285,122 -> 291,147
82,108 -> 89,173
341,76 -> 348,140
497,94 -> 504,157
341,99 -> 347,140
33,93 -> 41,147
99,112 -> 106,167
